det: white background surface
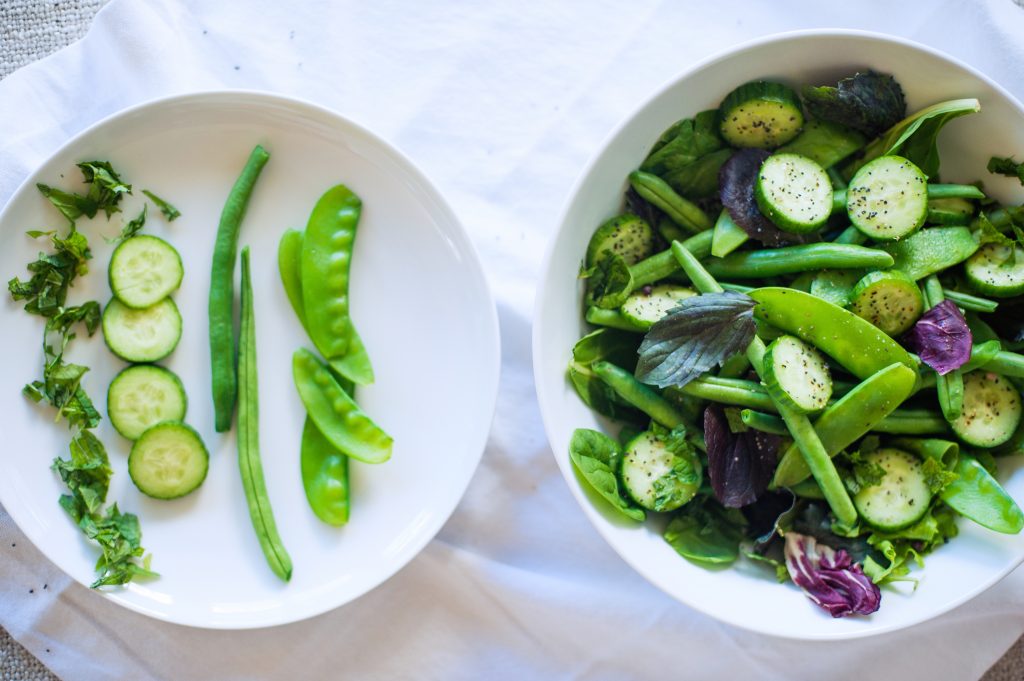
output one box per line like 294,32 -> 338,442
2,0 -> 1024,679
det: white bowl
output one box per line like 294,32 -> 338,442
533,30 -> 1024,640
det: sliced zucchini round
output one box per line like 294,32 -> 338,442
109,235 -> 184,309
718,81 -> 804,149
620,431 -> 701,512
927,197 -> 975,225
754,153 -> 832,233
847,155 -> 928,240
128,421 -> 209,500
762,335 -> 832,414
965,243 -> 1024,298
107,365 -> 187,440
620,284 -> 696,330
102,297 -> 182,363
848,270 -> 924,337
951,371 -> 1022,448
853,448 -> 931,531
585,214 -> 657,268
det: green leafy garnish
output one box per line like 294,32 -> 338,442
568,428 -> 645,522
8,227 -> 92,317
636,291 -> 756,389
142,189 -> 181,221
36,161 -> 131,224
922,457 -> 958,495
107,206 -> 147,245
988,156 -> 1024,185
664,495 -> 747,566
585,252 -> 633,309
803,71 -> 906,138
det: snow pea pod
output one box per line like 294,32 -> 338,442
292,348 -> 392,464
705,244 -> 893,279
941,455 -> 1024,533
772,363 -> 918,488
749,287 -> 917,379
277,228 -> 307,331
883,226 -> 979,281
301,184 -> 374,386
628,171 -> 712,233
210,144 -> 270,432
301,416 -> 350,526
238,246 -> 293,581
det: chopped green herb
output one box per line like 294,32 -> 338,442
988,156 -> 1024,185
106,205 -> 147,245
142,189 -> 181,221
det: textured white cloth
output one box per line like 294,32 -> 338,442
3,1 -> 1024,679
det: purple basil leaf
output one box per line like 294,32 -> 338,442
719,149 -> 809,247
742,489 -> 796,547
903,299 -> 972,375
704,405 -> 781,508
636,292 -> 756,389
784,532 -> 881,618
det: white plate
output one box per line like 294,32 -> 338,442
0,91 -> 500,629
534,30 -> 1024,640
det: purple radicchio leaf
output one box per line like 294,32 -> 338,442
703,405 -> 781,508
902,299 -> 972,375
784,532 -> 881,618
719,149 -> 810,247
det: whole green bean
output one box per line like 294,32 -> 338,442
924,276 -> 964,421
670,376 -> 775,412
719,282 -> 755,294
961,340 -> 1003,372
869,409 -> 949,435
986,351 -> 1024,378
832,183 -> 984,212
301,416 -> 350,526
628,171 -> 712,233
238,246 -> 293,581
209,144 -> 270,432
740,409 -> 789,435
717,354 -> 751,379
585,306 -> 645,332
657,218 -> 690,245
292,348 -> 392,464
278,228 -> 307,330
943,289 -> 998,313
832,226 -> 868,245
630,230 -> 714,289
705,244 -> 893,279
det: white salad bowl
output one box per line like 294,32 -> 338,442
533,30 -> 1024,639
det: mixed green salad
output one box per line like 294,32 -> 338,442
569,71 -> 1024,617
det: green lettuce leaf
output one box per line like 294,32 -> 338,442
569,428 -> 645,522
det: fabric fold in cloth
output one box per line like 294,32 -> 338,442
3,0 -> 1024,679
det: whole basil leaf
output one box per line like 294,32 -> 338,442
636,291 -> 756,388
902,299 -> 972,375
568,429 -> 645,522
802,71 -> 906,138
703,405 -> 780,507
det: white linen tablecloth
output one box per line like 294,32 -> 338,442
3,1 -> 1024,679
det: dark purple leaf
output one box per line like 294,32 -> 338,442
704,405 -> 781,508
903,299 -> 972,375
719,149 -> 808,247
636,292 -> 756,389
784,532 -> 881,618
742,489 -> 796,547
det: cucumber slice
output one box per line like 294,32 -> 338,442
884,226 -> 979,280
620,431 -> 701,512
719,81 -> 804,149
754,153 -> 832,234
853,448 -> 931,531
109,235 -> 184,309
848,270 -> 924,337
927,197 -> 975,225
585,214 -> 657,268
620,284 -> 696,330
762,335 -> 832,414
128,421 -> 209,499
951,371 -> 1022,448
107,365 -> 187,440
102,297 -> 182,362
847,155 -> 928,240
965,243 -> 1024,298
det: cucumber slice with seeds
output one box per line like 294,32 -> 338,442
853,448 -> 931,531
128,421 -> 209,499
620,431 -> 701,512
754,153 -> 832,233
585,214 -> 657,268
620,284 -> 696,330
847,155 -> 928,240
719,81 -> 804,149
965,243 -> 1024,298
762,335 -> 832,414
848,270 -> 924,337
109,235 -> 184,309
102,297 -> 182,362
951,371 -> 1022,448
927,197 -> 975,225
107,365 -> 187,440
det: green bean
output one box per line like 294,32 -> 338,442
278,228 -> 307,330
292,348 -> 392,463
869,409 -> 949,435
961,340 -> 1003,372
832,226 -> 868,245
301,416 -> 350,526
790,477 -> 826,500
740,409 -> 789,435
301,184 -> 374,386
237,246 -> 293,581
719,282 -> 754,294
209,144 -> 270,432
591,361 -> 705,451
628,171 -> 712,233
705,244 -> 893,279
832,183 -> 984,212
630,230 -> 714,288
670,240 -> 721,293
717,354 -> 751,379
585,306 -> 645,332
670,376 -> 775,412
986,351 -> 1024,378
943,289 -> 998,313
657,218 -> 690,245
924,276 -> 964,421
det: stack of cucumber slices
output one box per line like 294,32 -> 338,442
104,233 -> 208,500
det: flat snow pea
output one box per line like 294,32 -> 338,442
292,348 -> 392,464
301,184 -> 374,386
301,416 -> 350,526
277,228 -> 307,331
883,226 -> 979,281
772,363 -> 918,488
941,454 -> 1024,533
749,287 -> 918,379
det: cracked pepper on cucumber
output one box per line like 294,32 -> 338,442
569,70 -> 1024,618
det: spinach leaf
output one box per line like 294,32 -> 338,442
568,329 -> 646,423
642,111 -> 728,200
988,156 -> 1024,185
664,496 -> 747,566
142,189 -> 181,221
636,291 -> 756,389
802,71 -> 906,138
568,429 -> 645,522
